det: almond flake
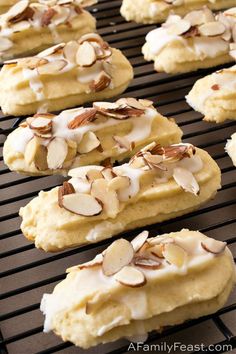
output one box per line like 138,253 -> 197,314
79,33 -> 103,45
77,131 -> 100,153
167,19 -> 191,36
37,59 -> 67,75
67,254 -> 103,273
37,43 -> 65,58
62,193 -> 102,216
117,97 -> 145,110
89,71 -> 111,92
198,22 -> 226,37
47,137 -> 68,169
113,135 -> 131,151
114,266 -> 146,287
58,181 -> 75,207
86,169 -> 104,182
68,108 -> 97,129
163,243 -> 187,268
6,0 -> 30,22
101,167 -> 117,180
173,167 -> 199,195
41,8 -> 57,26
134,257 -> 161,269
18,57 -> 48,70
76,41 -> 96,67
51,5 -> 70,25
0,38 -> 13,52
29,117 -> 52,132
24,137 -> 40,165
93,101 -> 121,111
131,231 -> 149,253
63,40 -> 79,64
148,244 -> 165,258
102,239 -> 134,276
201,239 -> 226,254
108,176 -> 130,191
184,10 -> 206,26
11,20 -> 31,32
91,178 -> 119,218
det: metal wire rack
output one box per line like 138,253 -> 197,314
0,0 -> 236,353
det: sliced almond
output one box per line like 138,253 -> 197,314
134,257 -> 161,269
102,239 -> 134,276
76,41 -> 96,67
24,137 -> 40,165
63,40 -> 79,64
131,231 -> 149,253
68,108 -> 97,129
78,33 -> 104,46
50,4 -> 70,25
67,254 -> 103,273
41,8 -> 57,26
198,21 -> 226,37
148,244 -> 165,259
184,10 -> 206,26
91,178 -> 119,218
0,38 -> 13,52
86,169 -> 104,182
37,59 -> 67,75
18,57 -> 48,70
101,167 -> 117,181
47,137 -> 68,169
166,19 -> 191,36
37,43 -> 65,58
173,167 -> 199,195
58,181 -> 75,207
108,176 -> 130,191
201,239 -> 226,254
5,0 -> 29,22
117,97 -> 145,110
114,266 -> 146,287
64,140 -> 77,165
77,131 -> 100,154
10,20 -> 31,32
29,117 -> 52,132
89,71 -> 111,92
113,135 -> 131,151
93,101 -> 122,111
162,243 -> 187,268
62,193 -> 102,216
34,145 -> 48,171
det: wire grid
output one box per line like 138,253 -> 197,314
0,0 -> 236,353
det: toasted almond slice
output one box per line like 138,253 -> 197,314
102,239 -> 134,276
11,20 -> 31,32
184,10 -> 206,26
29,117 -> 52,131
86,169 -> 104,182
37,59 -> 67,75
129,156 -> 146,169
201,239 -> 226,254
134,257 -> 161,269
131,231 -> 149,253
198,21 -> 226,37
51,4 -> 70,25
18,57 -> 48,70
62,193 -> 102,216
41,8 -> 57,26
6,0 -> 29,21
167,19 -> 191,36
77,131 -> 100,154
58,181 -> 75,207
138,99 -> 153,107
173,167 -> 199,195
147,236 -> 174,246
47,137 -> 68,169
148,244 -> 165,258
93,101 -> 121,111
117,97 -> 145,110
37,43 -> 65,58
114,266 -> 146,287
0,38 -> 13,52
63,40 -> 79,64
34,145 -> 48,171
113,135 -> 131,151
91,178 -> 119,218
101,157 -> 112,168
68,108 -> 97,129
101,167 -> 117,180
24,137 -> 40,165
90,71 -> 111,92
76,41 -> 96,67
108,176 -> 130,191
163,243 -> 187,267
79,33 -> 104,45
67,254 -> 103,273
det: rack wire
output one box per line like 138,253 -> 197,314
0,0 -> 236,353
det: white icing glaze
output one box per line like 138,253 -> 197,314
41,232 -> 217,333
23,68 -> 45,101
193,37 -> 229,59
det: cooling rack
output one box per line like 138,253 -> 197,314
0,0 -> 236,353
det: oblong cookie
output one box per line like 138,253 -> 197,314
19,142 -> 221,251
40,229 -> 235,349
186,65 -> 236,123
0,0 -> 97,63
0,33 -> 133,116
3,98 -> 183,176
142,7 -> 235,74
120,0 -> 236,24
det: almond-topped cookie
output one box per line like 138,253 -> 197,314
19,142 -> 221,251
225,133 -> 236,167
186,65 -> 236,123
40,229 -> 235,348
142,7 -> 236,74
0,0 -> 97,63
3,98 -> 182,175
0,33 -> 133,116
121,0 -> 236,24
